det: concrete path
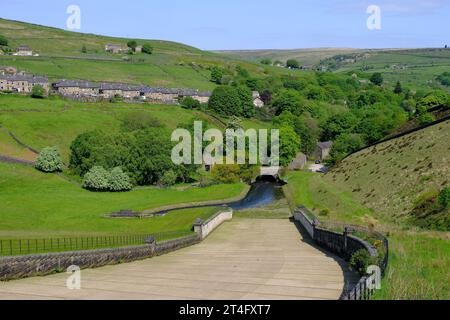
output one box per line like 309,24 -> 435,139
0,219 -> 358,300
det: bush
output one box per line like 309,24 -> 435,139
286,59 -> 300,69
158,170 -> 177,187
413,189 -> 439,209
35,147 -> 63,173
370,72 -> 383,86
31,85 -> 45,98
438,187 -> 450,208
418,113 -> 435,125
210,66 -> 224,84
108,167 -> 133,191
180,96 -> 201,110
82,166 -> 110,191
349,249 -> 375,276
141,43 -> 153,54
0,34 -> 8,46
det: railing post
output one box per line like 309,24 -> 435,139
343,227 -> 349,255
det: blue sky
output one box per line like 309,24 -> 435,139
1,0 -> 449,50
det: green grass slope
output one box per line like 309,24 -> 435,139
324,120 -> 450,224
0,18 -> 294,90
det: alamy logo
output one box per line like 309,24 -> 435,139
171,121 -> 280,166
367,5 -> 381,30
66,5 -> 81,30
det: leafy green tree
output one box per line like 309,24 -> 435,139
108,167 -> 133,191
31,85 -> 45,98
327,133 -> 364,165
208,86 -> 242,117
271,89 -> 305,116
210,66 -> 224,84
438,187 -> 450,208
158,170 -> 177,187
141,43 -> 153,54
81,45 -> 87,53
286,59 -> 300,69
321,112 -> 358,141
82,166 -> 110,191
236,66 -> 250,78
236,86 -> 255,118
35,147 -> 64,173
127,40 -> 138,51
260,58 -> 272,65
394,81 -> 403,94
418,112 -> 435,125
279,126 -> 301,167
180,96 -> 201,110
0,34 -> 8,46
370,72 -> 383,86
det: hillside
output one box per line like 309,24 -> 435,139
324,120 -> 450,224
0,18 -> 295,90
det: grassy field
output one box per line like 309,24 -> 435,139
0,18 -> 300,91
0,95 -> 218,161
0,161 -> 246,238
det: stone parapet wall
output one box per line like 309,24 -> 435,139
194,210 -> 233,240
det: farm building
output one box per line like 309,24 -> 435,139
53,80 -> 100,96
14,45 -> 33,56
105,44 -> 127,54
100,83 -> 142,99
141,87 -> 211,104
315,141 -> 333,161
0,74 -> 49,94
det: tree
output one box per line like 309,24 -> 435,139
279,126 -> 301,167
327,133 -> 364,165
235,86 -> 255,118
0,34 -> 8,46
108,167 -> 133,191
210,66 -> 224,84
31,85 -> 45,99
438,187 -> 450,208
286,59 -> 300,69
260,58 -> 272,65
370,72 -> 383,86
82,166 -> 110,191
271,89 -> 306,116
81,45 -> 87,53
321,112 -> 358,141
141,43 -> 153,54
158,170 -> 177,187
394,81 -> 403,94
127,40 -> 138,52
35,147 -> 64,173
180,96 -> 201,110
208,86 -> 242,117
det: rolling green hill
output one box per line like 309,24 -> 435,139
0,18 -> 295,90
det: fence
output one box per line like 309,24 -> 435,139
0,230 -> 193,257
293,206 -> 389,300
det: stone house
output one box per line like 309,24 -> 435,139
0,74 -> 49,94
100,83 -> 142,99
135,46 -> 143,53
315,141 -> 333,161
105,44 -> 127,54
14,45 -> 33,56
252,91 -> 264,108
52,80 -> 100,96
141,87 -> 211,104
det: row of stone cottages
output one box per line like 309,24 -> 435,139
0,74 -> 211,104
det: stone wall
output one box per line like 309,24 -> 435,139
194,210 -> 233,240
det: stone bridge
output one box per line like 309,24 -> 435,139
0,219 -> 357,300
260,166 -> 281,178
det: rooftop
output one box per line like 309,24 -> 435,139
0,74 -> 47,83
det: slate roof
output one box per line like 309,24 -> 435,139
17,45 -> 32,51
53,80 -> 100,88
141,86 -> 211,97
317,141 -> 333,150
0,74 -> 48,83
100,82 -> 142,91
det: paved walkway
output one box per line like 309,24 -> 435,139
0,219 -> 358,300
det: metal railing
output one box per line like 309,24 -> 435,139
0,230 -> 193,257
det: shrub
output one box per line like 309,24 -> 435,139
418,113 -> 435,125
438,187 -> 450,208
141,43 -> 153,54
210,66 -> 224,84
35,147 -> 63,173
31,85 -> 45,98
180,96 -> 201,110
0,34 -> 8,46
108,167 -> 133,191
413,189 -> 439,209
370,72 -> 383,86
158,170 -> 177,187
349,249 -> 375,276
286,59 -> 300,69
82,166 -> 110,191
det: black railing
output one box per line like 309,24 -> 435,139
0,230 -> 194,257
293,206 -> 389,300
